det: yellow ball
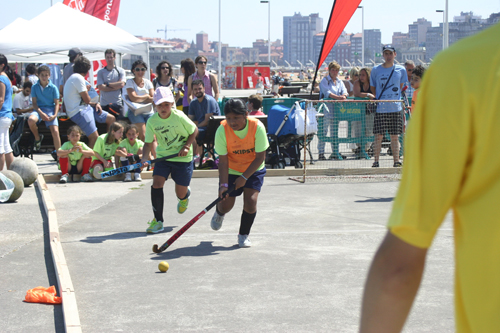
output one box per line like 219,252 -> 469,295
158,261 -> 169,272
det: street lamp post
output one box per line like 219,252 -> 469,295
260,0 -> 271,65
358,6 -> 364,67
218,0 -> 221,94
444,0 -> 449,49
436,10 -> 445,50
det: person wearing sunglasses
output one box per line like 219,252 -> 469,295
187,56 -> 219,104
153,61 -> 180,108
125,60 -> 154,142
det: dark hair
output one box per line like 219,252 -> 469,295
67,125 -> 83,136
124,123 -> 139,135
37,65 -> 50,75
412,65 -> 426,79
224,99 -> 247,115
104,49 -> 116,58
26,64 -> 37,75
0,54 -> 12,79
131,60 -> 147,73
195,56 -> 207,64
156,61 -> 172,81
191,79 -> 204,88
181,58 -> 195,84
23,81 -> 33,89
74,56 -> 91,74
248,94 -> 263,110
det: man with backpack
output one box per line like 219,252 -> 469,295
271,70 -> 280,95
369,45 -> 408,168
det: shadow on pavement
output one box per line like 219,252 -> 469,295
80,227 -> 175,244
150,241 -> 239,260
355,196 -> 394,203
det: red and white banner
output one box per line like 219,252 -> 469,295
311,0 -> 362,94
63,0 -> 121,25
63,0 -> 121,87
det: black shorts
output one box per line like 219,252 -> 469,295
102,103 -> 125,120
153,160 -> 193,186
227,168 -> 266,197
373,112 -> 403,135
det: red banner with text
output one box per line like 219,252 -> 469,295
63,0 -> 121,88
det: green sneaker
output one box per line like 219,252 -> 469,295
177,187 -> 190,214
146,219 -> 164,233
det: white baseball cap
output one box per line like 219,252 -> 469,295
153,87 -> 175,105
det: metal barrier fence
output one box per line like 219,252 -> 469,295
266,98 -> 409,183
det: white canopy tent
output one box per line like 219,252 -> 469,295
0,3 -> 148,65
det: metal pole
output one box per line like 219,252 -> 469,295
268,1 -> 271,64
218,0 -> 222,95
360,6 -> 364,67
444,0 -> 449,49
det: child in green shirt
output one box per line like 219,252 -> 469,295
116,124 -> 144,182
57,125 -> 94,183
141,87 -> 198,234
90,122 -> 124,179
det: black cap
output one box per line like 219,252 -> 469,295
382,45 -> 396,53
68,47 -> 82,57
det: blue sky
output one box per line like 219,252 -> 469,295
3,0 -> 498,47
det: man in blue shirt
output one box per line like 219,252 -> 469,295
370,45 -> 407,168
188,79 -> 220,162
318,60 -> 348,160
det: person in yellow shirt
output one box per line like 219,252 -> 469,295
360,22 -> 500,333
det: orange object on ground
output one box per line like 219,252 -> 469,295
24,286 -> 62,304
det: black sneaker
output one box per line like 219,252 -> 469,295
393,161 -> 403,167
318,153 -> 326,160
51,150 -> 58,161
372,161 -> 379,168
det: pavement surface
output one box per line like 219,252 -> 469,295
1,151 -> 455,332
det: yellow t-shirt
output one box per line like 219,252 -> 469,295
145,109 -> 196,163
388,22 -> 500,333
91,133 -> 120,161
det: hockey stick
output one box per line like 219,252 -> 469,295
152,185 -> 236,253
100,152 -> 180,179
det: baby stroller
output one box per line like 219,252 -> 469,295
266,102 -> 316,169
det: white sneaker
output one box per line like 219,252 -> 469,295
211,210 -> 225,231
238,234 -> 252,248
124,173 -> 132,182
59,173 -> 69,184
134,172 -> 142,181
81,173 -> 93,182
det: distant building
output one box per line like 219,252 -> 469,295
283,12 -> 323,67
364,29 -> 382,64
312,31 -> 351,68
196,31 -> 209,52
350,33 -> 362,66
426,11 -> 497,61
408,18 -> 432,46
392,32 -> 409,51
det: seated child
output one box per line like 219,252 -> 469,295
57,125 -> 94,183
30,65 -> 61,158
247,94 -> 265,116
410,65 -> 426,114
90,122 -> 124,179
116,124 -> 144,182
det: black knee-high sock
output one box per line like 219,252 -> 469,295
239,210 -> 256,235
151,187 -> 164,222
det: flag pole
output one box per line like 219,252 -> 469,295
310,0 -> 337,99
